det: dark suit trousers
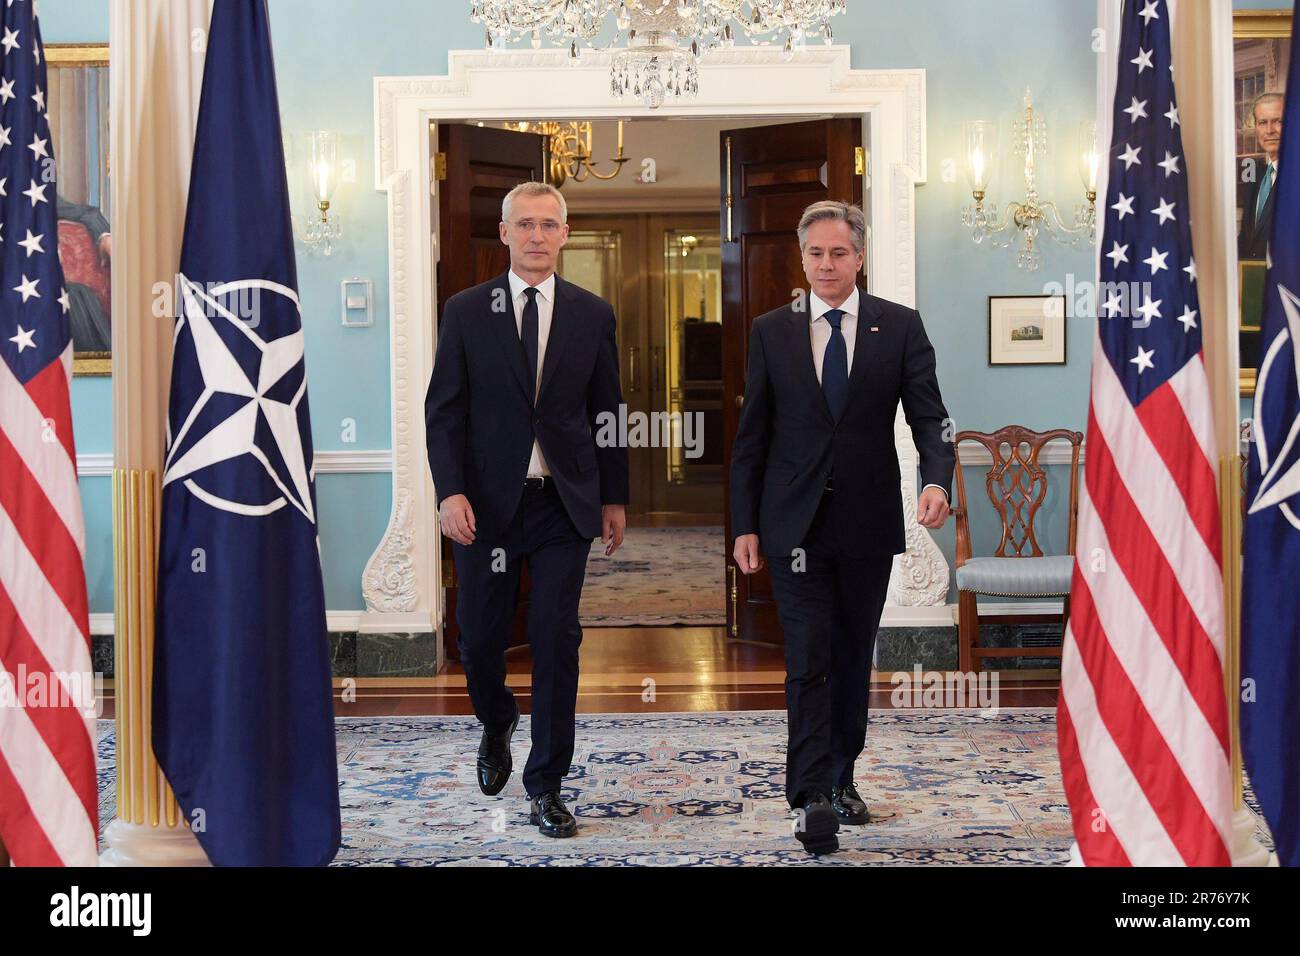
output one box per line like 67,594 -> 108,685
453,480 -> 590,797
766,489 -> 893,808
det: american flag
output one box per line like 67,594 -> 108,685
0,0 -> 98,865
1055,0 -> 1232,865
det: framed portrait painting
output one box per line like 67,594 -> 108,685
1234,10 -> 1291,396
988,294 -> 1067,367
46,43 -> 112,377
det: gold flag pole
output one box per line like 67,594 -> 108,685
1167,0 -> 1272,864
100,0 -> 214,866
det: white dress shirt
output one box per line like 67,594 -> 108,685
808,286 -> 947,502
508,269 -> 554,478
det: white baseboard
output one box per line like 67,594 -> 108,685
876,601 -> 1059,628
90,610 -> 374,636
79,445 -> 1078,478
880,605 -> 954,628
328,610 -> 364,632
77,449 -> 394,478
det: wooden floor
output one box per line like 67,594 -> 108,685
98,626 -> 1061,719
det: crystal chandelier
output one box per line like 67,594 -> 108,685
469,1 -> 848,109
960,89 -> 1098,272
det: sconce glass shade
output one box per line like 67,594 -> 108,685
964,120 -> 997,193
1077,120 -> 1100,194
309,130 -> 339,205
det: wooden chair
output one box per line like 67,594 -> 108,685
952,425 -> 1084,673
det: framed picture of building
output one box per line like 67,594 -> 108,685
1234,10 -> 1291,396
988,294 -> 1067,366
46,43 -> 112,377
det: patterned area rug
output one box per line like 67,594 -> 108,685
580,526 -> 724,626
96,708 -> 1079,865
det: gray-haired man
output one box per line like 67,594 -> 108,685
730,200 -> 954,854
426,181 -> 629,837
1241,92 -> 1284,259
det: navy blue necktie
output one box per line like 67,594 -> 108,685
821,308 -> 848,420
521,286 -> 540,402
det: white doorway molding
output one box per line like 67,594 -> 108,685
364,46 -> 948,634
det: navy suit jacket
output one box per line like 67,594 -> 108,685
1239,166 -> 1278,260
730,289 -> 954,558
425,270 -> 629,542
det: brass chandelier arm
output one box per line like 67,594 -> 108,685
1038,198 -> 1097,237
579,155 -> 632,181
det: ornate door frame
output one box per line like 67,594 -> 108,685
363,47 -> 949,635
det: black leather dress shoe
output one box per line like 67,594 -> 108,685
529,791 -> 578,838
476,708 -> 519,796
794,792 -> 840,855
831,783 -> 872,825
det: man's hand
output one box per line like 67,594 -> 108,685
439,493 -> 476,545
602,504 -> 626,556
917,487 -> 950,529
734,533 -> 765,574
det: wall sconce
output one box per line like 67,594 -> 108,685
300,130 -> 342,256
960,89 -> 1097,271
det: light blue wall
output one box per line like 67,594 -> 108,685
836,2 -> 1099,567
48,0 -> 1115,610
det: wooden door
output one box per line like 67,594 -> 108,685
720,118 -> 864,644
436,122 -> 547,659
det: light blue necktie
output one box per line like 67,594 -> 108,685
1257,163 -> 1275,222
821,308 -> 848,421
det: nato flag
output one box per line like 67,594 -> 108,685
153,0 -> 340,866
1242,21 -> 1300,869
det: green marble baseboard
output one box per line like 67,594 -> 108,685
92,620 -> 1062,681
92,630 -> 441,681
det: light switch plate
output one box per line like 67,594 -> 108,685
340,277 -> 373,327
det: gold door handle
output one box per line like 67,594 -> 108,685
728,563 -> 738,637
734,393 -> 744,408
725,135 -> 734,242
628,346 -> 640,393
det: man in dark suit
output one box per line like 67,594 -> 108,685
731,200 -> 953,855
1240,92 -> 1284,260
425,181 -> 628,838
